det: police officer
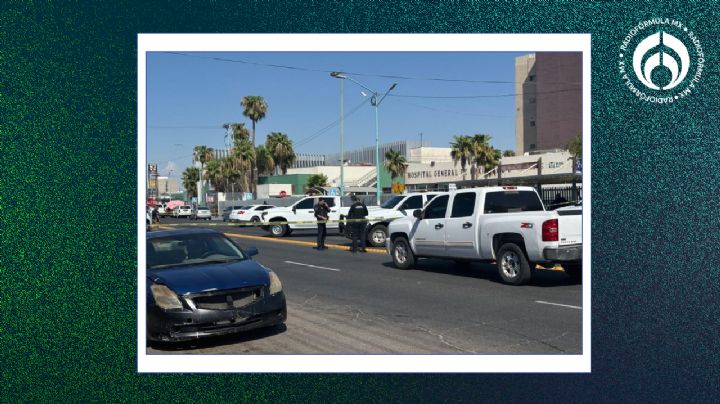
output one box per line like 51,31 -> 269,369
348,195 -> 369,253
313,198 -> 330,250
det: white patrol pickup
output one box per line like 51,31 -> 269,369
260,196 -> 349,237
386,186 -> 582,285
340,192 -> 441,247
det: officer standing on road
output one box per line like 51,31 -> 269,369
313,198 -> 330,250
348,195 -> 369,253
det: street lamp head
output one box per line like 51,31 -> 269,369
389,83 -> 397,91
330,71 -> 346,79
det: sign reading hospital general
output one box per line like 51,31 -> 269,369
404,162 -> 466,185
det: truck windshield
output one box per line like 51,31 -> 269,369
381,196 -> 405,209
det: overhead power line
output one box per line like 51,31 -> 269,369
162,51 -> 583,86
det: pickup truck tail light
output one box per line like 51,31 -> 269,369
542,219 -> 559,242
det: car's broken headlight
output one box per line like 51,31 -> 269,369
268,271 -> 283,295
150,284 -> 183,310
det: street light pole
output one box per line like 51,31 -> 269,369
330,72 -> 345,196
330,72 -> 396,205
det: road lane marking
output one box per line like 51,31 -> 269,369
535,300 -> 582,310
284,260 -> 341,272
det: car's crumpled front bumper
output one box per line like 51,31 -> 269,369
147,292 -> 286,342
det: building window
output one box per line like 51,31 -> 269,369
530,143 -> 536,149
528,75 -> 535,81
530,120 -> 536,127
529,97 -> 536,103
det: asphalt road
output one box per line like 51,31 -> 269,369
146,217 -> 583,355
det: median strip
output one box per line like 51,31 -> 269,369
221,231 -> 387,254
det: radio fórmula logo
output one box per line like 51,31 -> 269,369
619,18 -> 704,103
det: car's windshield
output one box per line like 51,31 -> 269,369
147,233 -> 247,269
381,196 -> 405,209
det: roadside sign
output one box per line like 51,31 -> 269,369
328,187 -> 339,196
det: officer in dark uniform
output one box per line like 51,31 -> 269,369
313,198 -> 330,250
347,195 -> 369,253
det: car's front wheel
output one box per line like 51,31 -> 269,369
391,237 -> 415,269
497,243 -> 531,285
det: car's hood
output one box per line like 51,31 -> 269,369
367,208 -> 404,220
388,215 -> 415,229
147,260 -> 270,295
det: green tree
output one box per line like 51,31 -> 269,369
204,159 -> 224,192
266,132 -> 296,175
383,148 -> 407,183
181,166 -> 199,200
223,122 -> 250,147
241,96 -> 268,147
470,134 -> 501,176
450,135 -> 473,180
193,145 -> 214,202
567,134 -> 582,159
306,174 -> 329,190
503,150 -> 516,157
255,145 -> 276,176
231,139 -> 255,192
241,96 -> 268,198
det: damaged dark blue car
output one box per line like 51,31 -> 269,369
146,228 -> 286,342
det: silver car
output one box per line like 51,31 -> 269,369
191,206 -> 212,220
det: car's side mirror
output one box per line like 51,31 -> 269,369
245,247 -> 259,257
413,209 -> 422,219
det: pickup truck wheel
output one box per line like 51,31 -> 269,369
391,238 -> 415,269
497,243 -> 532,285
563,263 -> 582,283
270,223 -> 288,237
368,224 -> 388,247
251,216 -> 260,224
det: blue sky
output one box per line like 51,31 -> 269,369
146,51 -> 529,180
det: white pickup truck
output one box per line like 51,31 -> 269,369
260,196 -> 350,237
386,186 -> 582,285
340,192 -> 441,247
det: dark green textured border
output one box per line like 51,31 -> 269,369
2,1 -> 718,401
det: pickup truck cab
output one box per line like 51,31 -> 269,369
341,192 -> 441,247
387,186 -> 582,285
260,196 -> 349,237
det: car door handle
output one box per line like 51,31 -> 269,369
462,222 -> 472,229
435,223 -> 444,230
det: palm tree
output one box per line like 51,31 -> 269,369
223,122 -> 251,147
181,166 -> 199,200
450,135 -> 473,180
193,145 -> 214,203
219,156 -> 241,196
231,138 -> 255,193
255,145 -> 275,176
384,148 -> 408,185
241,96 -> 268,198
204,159 -> 224,193
266,132 -> 296,174
306,174 -> 329,191
470,134 -> 496,178
241,96 -> 268,147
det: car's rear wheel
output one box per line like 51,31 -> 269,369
251,216 -> 261,225
270,223 -> 288,237
368,224 -> 388,247
497,243 -> 532,285
391,237 -> 415,269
